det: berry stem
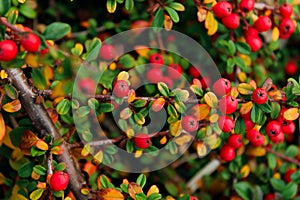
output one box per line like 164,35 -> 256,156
0,17 -> 23,34
265,146 -> 300,167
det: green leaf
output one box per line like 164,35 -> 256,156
19,4 -> 36,19
167,104 -> 178,118
168,2 -> 185,11
270,102 -> 281,119
77,106 -> 91,118
157,82 -> 169,97
165,181 -> 178,196
226,58 -> 235,74
234,117 -> 246,134
172,89 -> 189,102
152,8 -> 164,30
233,182 -> 253,200
125,0 -> 134,12
0,0 -> 10,16
30,189 -> 45,200
107,0 -> 117,13
83,38 -> 101,62
136,193 -> 147,200
148,193 -> 162,200
228,40 -> 236,56
282,183 -> 297,199
251,104 -> 264,124
100,175 -> 115,189
270,178 -> 285,192
236,42 -> 251,55
291,171 -> 300,183
136,174 -> 147,188
99,103 -> 114,113
285,145 -> 298,158
134,112 -> 145,125
31,69 -> 48,90
234,56 -> 247,70
165,7 -> 179,23
4,84 -> 18,100
33,165 -> 47,176
56,99 -> 71,115
257,103 -> 271,113
132,100 -> 147,108
267,153 -> 276,170
18,162 -> 35,178
119,54 -> 136,69
43,22 -> 71,40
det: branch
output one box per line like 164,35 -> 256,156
6,68 -> 91,200
265,146 -> 300,167
0,17 -> 23,34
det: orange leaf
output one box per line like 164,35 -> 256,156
197,142 -> 208,157
0,113 -> 6,142
36,182 -> 46,189
128,182 -> 143,200
174,135 -> 192,146
240,164 -> 251,178
51,146 -> 64,155
160,136 -> 167,145
284,108 -> 299,121
147,185 -> 159,197
98,188 -> 124,200
240,101 -> 253,115
152,98 -> 165,112
272,27 -> 279,41
19,130 -> 39,155
169,120 -> 182,137
164,14 -> 173,31
134,46 -> 150,58
246,146 -> 266,157
2,99 -> 21,113
36,140 -> 49,151
127,89 -> 136,103
190,104 -> 211,121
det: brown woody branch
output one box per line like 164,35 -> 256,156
7,68 -> 91,200
265,146 -> 300,167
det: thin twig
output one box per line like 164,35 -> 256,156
0,17 -> 23,34
265,146 -> 300,167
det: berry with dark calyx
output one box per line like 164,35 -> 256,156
149,53 -> 164,68
113,80 -> 129,98
246,129 -> 265,146
134,133 -> 151,149
279,18 -> 296,36
146,68 -> 163,83
270,132 -> 285,144
0,40 -> 18,62
252,88 -> 268,104
222,13 -> 240,30
284,168 -> 297,183
20,33 -> 41,52
220,144 -> 236,162
99,44 -> 116,60
212,1 -> 232,18
239,0 -> 255,12
264,193 -> 275,200
218,115 -> 235,133
285,61 -> 297,75
254,16 -> 272,32
246,35 -> 263,52
49,171 -> 70,191
181,115 -> 199,133
188,66 -> 201,78
281,120 -> 295,135
228,134 -> 243,149
219,95 -> 238,114
280,3 -> 293,18
78,78 -> 97,95
212,78 -> 231,96
167,63 -> 183,80
266,121 -> 282,137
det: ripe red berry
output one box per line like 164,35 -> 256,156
162,76 -> 173,88
264,193 -> 275,200
149,53 -> 164,67
284,168 -> 297,183
270,132 -> 284,144
167,63 -> 183,80
281,120 -> 295,135
181,115 -> 199,132
277,108 -> 288,122
188,66 -> 201,78
246,35 -> 263,52
50,171 -> 70,191
218,115 -> 235,133
266,121 -> 282,137
222,13 -> 240,30
219,95 -> 238,114
113,80 -> 129,98
134,133 -> 151,149
244,119 -> 255,131
78,78 -> 97,95
245,27 -> 259,37
228,134 -> 243,149
212,1 -> 232,18
220,144 -> 236,162
189,196 -> 199,200
252,88 -> 268,104
146,68 -> 163,83
285,61 -> 297,75
254,16 -> 272,32
200,76 -> 211,89
212,78 -> 231,96
99,44 -> 116,60
20,33 -> 41,52
0,40 -> 18,62
279,3 -> 293,18
246,129 -> 265,146
279,18 -> 296,36
239,0 -> 255,12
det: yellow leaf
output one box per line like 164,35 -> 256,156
246,146 -> 266,157
29,188 -> 44,200
11,185 -> 28,200
197,142 -> 208,157
81,188 -> 90,195
169,120 -> 182,137
272,27 -> 280,41
123,179 -> 129,185
126,128 -> 135,139
152,98 -> 165,112
74,43 -> 84,55
230,87 -> 239,98
117,71 -> 129,81
18,0 -> 26,3
0,113 -> 6,142
106,0 -> 117,13
240,164 -> 250,178
204,133 -> 218,148
164,14 -> 173,31
31,171 -> 40,180
35,140 -> 48,151
0,70 -> 8,79
127,89 -> 136,103
109,62 -> 117,71
25,53 -> 39,68
273,172 -> 281,179
134,46 -> 150,58
190,104 -> 211,121
128,182 -> 143,200
205,12 -> 214,29
204,0 -> 216,4
0,173 -> 5,185
209,114 -> 219,123
147,185 -> 159,197
92,150 -> 103,165
19,130 -> 39,155
240,101 -> 253,115
43,65 -> 54,86
237,72 -> 247,83
98,188 -> 124,199
2,99 -> 21,113
207,17 -> 218,36
160,136 -> 167,145
81,144 -> 91,157
135,150 -> 143,158
174,135 -> 192,146
284,108 -> 299,121
204,92 -> 218,108
237,83 -> 254,95
239,54 -> 252,67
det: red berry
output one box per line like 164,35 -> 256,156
0,40 -> 18,62
280,3 -> 293,18
212,1 -> 232,18
222,13 -> 240,30
212,78 -> 231,96
220,144 -> 236,162
181,115 -> 199,132
277,108 -> 288,122
134,133 -> 151,149
167,63 -> 183,80
284,168 -> 297,183
162,76 -> 173,88
20,33 -> 41,52
279,18 -> 296,36
239,0 -> 255,12
264,193 -> 275,200
281,120 -> 295,135
285,61 -> 297,75
113,80 -> 129,98
254,16 -> 272,32
149,53 -> 164,67
245,27 -> 259,37
228,134 -> 243,149
78,78 -> 97,95
50,172 -> 70,191
146,68 -> 163,83
241,111 -> 251,120
99,44 -> 116,60
266,121 -> 282,137
279,31 -> 292,39
219,95 -> 238,114
270,132 -> 285,144
246,35 -> 263,52
200,76 -> 211,89
218,115 -> 235,133
246,129 -> 265,146
189,66 -> 201,78
252,88 -> 268,104
189,196 -> 199,200
244,119 -> 255,131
